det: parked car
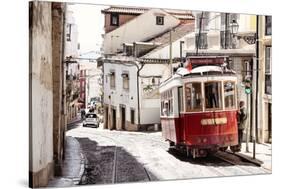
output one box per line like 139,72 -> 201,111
82,113 -> 99,128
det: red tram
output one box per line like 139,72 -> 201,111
160,57 -> 239,158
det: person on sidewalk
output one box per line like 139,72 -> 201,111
238,101 -> 247,149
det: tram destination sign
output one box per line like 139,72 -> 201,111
188,57 -> 225,65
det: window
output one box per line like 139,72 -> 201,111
130,109 -> 135,124
161,90 -> 173,116
185,83 -> 202,112
122,73 -> 129,91
66,24 -> 72,41
224,81 -> 236,109
220,30 -> 231,49
156,16 -> 164,25
196,12 -> 210,31
204,82 -> 222,109
110,13 -> 119,26
195,33 -> 208,49
265,46 -> 272,94
220,13 -> 239,49
265,16 -> 272,36
178,87 -> 184,112
86,113 -> 97,118
109,71 -> 115,89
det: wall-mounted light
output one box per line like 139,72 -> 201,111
121,73 -> 129,78
229,20 -> 239,35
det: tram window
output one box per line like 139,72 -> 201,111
224,81 -> 236,109
161,90 -> 173,116
185,83 -> 202,111
178,87 -> 184,112
204,82 -> 222,109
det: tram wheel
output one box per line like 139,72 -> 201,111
169,141 -> 175,147
220,147 -> 228,152
230,145 -> 241,153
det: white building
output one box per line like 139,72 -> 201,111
65,9 -> 79,77
101,6 -> 194,131
78,54 -> 102,108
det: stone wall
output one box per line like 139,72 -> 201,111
29,1 -> 66,187
30,1 -> 54,187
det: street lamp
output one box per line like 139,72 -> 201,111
229,19 -> 239,35
229,19 -> 239,49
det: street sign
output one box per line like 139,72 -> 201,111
244,79 -> 252,94
245,88 -> 252,94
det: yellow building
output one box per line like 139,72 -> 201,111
257,15 -> 272,143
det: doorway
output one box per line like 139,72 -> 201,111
104,106 -> 108,129
120,105 -> 126,130
268,103 -> 272,143
112,108 -> 116,130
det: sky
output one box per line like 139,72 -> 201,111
69,3 -> 108,57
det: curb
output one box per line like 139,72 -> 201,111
71,137 -> 86,185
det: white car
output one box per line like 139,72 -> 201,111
83,113 -> 99,128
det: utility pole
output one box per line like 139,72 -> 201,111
169,29 -> 173,76
253,15 -> 260,159
180,41 -> 185,64
196,12 -> 204,55
225,13 -> 229,49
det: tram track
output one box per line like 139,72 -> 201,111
70,128 -> 270,183
72,130 -> 154,183
211,150 -> 270,175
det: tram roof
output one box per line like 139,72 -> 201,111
160,65 -> 236,92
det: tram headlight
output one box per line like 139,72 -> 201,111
197,138 -> 202,143
202,138 -> 207,143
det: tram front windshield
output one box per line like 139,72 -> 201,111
204,82 -> 222,109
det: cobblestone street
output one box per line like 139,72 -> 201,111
49,121 -> 272,187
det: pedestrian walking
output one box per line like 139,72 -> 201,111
238,101 -> 247,149
81,108 -> 86,120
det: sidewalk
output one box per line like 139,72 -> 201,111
48,136 -> 85,187
239,142 -> 272,171
68,114 -> 82,125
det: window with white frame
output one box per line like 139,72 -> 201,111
110,13 -> 119,26
66,24 -> 72,41
122,72 -> 129,91
196,12 -> 210,31
224,81 -> 236,109
204,82 -> 222,110
265,46 -> 272,94
265,16 -> 272,36
185,82 -> 202,112
109,71 -> 115,89
160,90 -> 173,116
156,16 -> 164,25
220,13 -> 239,49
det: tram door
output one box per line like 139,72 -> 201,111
178,86 -> 184,141
178,87 -> 183,113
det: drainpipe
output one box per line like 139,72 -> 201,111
134,61 -> 144,127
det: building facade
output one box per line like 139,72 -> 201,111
257,15 -> 272,143
101,6 -> 195,131
64,7 -> 80,122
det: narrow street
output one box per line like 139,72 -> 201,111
63,121 -> 270,186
